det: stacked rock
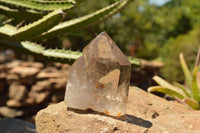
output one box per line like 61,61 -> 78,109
0,60 -> 69,122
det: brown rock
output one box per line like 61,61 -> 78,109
0,64 -> 6,72
9,66 -> 40,84
36,87 -> 200,133
49,78 -> 66,90
0,72 -> 6,79
29,91 -> 50,104
36,67 -> 68,81
37,71 -> 65,80
6,74 -> 19,83
23,98 -> 35,106
5,60 -> 22,69
9,83 -> 27,101
140,59 -> 164,69
6,99 -> 22,107
36,102 -> 143,133
31,80 -> 52,92
0,106 -> 23,118
10,66 -> 40,78
6,98 -> 36,107
36,67 -> 60,79
21,62 -> 44,69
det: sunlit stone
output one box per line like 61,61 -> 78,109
64,31 -> 131,116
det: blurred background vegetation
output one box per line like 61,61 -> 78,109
1,0 -> 200,83
67,0 -> 200,83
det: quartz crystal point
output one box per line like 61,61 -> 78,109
65,31 -> 131,116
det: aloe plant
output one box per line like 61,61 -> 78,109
0,0 -> 75,11
0,9 -> 64,41
148,48 -> 200,110
0,0 -> 141,66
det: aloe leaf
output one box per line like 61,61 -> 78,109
34,0 -> 130,41
153,75 -> 186,97
183,98 -> 200,110
0,40 -> 78,64
128,56 -> 141,68
0,5 -> 45,20
148,86 -> 185,99
21,41 -> 44,54
0,40 -> 44,54
173,82 -> 191,98
0,40 -> 140,66
195,47 -> 200,68
0,0 -> 75,11
43,49 -> 82,61
192,67 -> 200,102
179,53 -> 192,89
0,24 -> 15,40
0,9 -> 64,41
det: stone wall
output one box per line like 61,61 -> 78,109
0,60 -> 69,122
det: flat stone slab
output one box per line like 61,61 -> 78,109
36,86 -> 200,133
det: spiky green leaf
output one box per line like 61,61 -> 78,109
0,39 -> 141,66
0,40 -> 44,54
195,47 -> 200,68
183,98 -> 200,110
173,82 -> 191,98
179,53 -> 192,89
148,86 -> 185,99
21,41 -> 44,54
34,0 -> 130,40
153,75 -> 186,97
192,67 -> 200,102
0,5 -> 45,20
0,0 -> 75,11
0,9 -> 64,41
43,49 -> 82,61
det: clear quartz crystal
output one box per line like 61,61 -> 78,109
65,31 -> 131,116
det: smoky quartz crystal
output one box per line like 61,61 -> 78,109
65,31 -> 131,116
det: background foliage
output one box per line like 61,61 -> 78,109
1,0 -> 200,82
65,0 -> 200,82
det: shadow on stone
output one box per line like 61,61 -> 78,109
68,107 -> 152,128
124,114 -> 152,128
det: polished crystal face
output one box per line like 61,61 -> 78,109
65,31 -> 131,116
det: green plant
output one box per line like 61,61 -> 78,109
0,0 -> 140,67
161,28 -> 200,82
148,48 -> 200,110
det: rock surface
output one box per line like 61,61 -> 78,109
36,86 -> 200,133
